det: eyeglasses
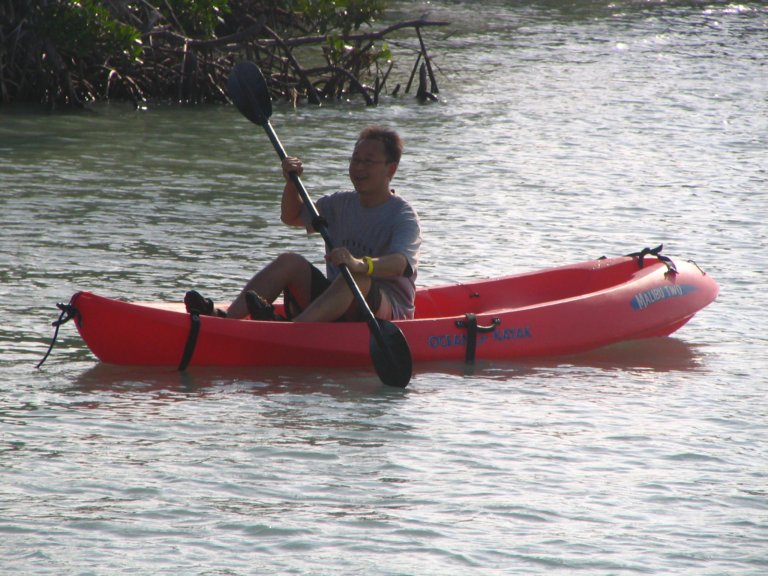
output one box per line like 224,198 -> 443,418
349,157 -> 388,167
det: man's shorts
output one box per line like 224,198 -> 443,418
283,262 -> 390,321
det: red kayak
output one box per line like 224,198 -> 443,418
63,248 -> 718,369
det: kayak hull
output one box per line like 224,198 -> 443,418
67,254 -> 719,368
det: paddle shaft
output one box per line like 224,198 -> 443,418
260,120 -> 392,346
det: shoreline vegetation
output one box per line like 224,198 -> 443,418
0,0 -> 447,109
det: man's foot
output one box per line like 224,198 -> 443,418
245,290 -> 281,321
184,290 -> 226,317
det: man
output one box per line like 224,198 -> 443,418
185,125 -> 421,322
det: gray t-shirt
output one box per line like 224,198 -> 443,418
302,190 -> 421,319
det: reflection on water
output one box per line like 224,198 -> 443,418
68,336 -> 701,396
70,362 -> 387,397
523,337 -> 703,372
416,336 -> 702,379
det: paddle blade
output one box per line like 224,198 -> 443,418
227,62 -> 273,125
370,319 -> 412,388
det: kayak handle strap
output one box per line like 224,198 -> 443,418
625,244 -> 678,275
37,301 -> 81,369
178,313 -> 201,371
456,313 -> 501,365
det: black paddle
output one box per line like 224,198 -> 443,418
226,62 -> 412,388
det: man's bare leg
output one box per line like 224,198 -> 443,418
226,252 -> 314,318
293,273 -> 371,323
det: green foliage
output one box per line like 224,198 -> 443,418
35,0 -> 142,62
291,0 -> 387,35
319,0 -> 390,70
160,0 -> 231,38
378,41 -> 392,62
1,0 -> 404,107
325,33 -> 390,68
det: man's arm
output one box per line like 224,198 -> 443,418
327,249 -> 409,278
280,156 -> 305,226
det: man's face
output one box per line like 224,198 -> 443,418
348,139 -> 395,195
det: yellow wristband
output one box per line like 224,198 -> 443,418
364,256 -> 374,276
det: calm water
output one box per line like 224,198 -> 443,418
2,1 -> 767,574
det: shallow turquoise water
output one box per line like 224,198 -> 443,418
1,1 -> 767,574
